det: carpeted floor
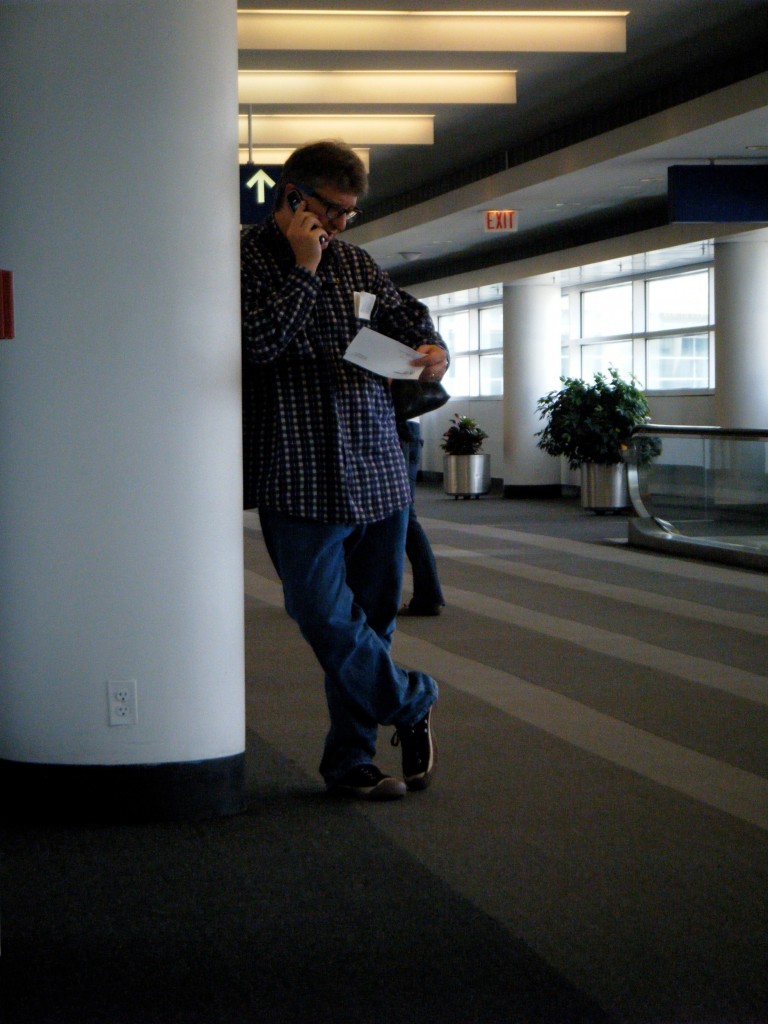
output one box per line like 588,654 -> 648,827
2,485 -> 767,1023
0,729 -> 611,1024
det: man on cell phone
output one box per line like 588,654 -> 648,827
241,140 -> 448,801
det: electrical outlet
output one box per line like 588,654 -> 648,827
107,678 -> 138,727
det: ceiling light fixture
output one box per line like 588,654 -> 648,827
238,113 -> 434,146
238,70 -> 516,105
238,9 -> 627,53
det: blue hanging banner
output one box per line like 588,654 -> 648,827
240,164 -> 282,225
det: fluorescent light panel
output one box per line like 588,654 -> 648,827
239,114 -> 434,145
238,10 -> 627,53
238,70 -> 516,105
238,146 -> 370,170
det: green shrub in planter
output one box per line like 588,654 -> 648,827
535,369 -> 660,469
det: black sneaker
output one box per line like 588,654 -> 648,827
391,708 -> 436,791
332,763 -> 407,801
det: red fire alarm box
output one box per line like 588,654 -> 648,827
1,270 -> 14,339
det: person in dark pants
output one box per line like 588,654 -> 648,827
398,419 -> 445,617
241,141 -> 448,801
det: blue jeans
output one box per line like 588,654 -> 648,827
259,508 -> 439,787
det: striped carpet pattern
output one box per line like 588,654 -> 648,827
243,488 -> 768,1024
2,490 -> 764,1023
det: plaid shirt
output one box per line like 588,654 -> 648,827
241,217 -> 447,524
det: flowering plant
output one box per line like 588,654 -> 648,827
441,414 -> 488,456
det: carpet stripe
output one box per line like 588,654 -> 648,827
432,545 -> 768,637
426,580 -> 768,707
421,517 -> 768,593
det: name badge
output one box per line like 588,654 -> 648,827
354,291 -> 377,320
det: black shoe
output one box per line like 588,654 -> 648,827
331,764 -> 407,801
391,708 -> 436,790
398,602 -> 442,617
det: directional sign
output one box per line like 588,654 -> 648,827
483,210 -> 518,232
240,164 -> 282,225
668,165 -> 768,223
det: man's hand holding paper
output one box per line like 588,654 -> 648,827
344,327 -> 424,379
344,327 -> 449,382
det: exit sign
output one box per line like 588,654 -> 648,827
484,210 -> 518,232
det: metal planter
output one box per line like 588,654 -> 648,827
443,454 -> 491,499
580,462 -> 629,512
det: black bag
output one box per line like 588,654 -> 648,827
391,379 -> 450,422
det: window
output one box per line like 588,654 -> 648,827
438,310 -> 474,396
643,271 -> 712,389
581,341 -> 633,381
582,284 -> 632,337
427,285 -> 503,398
577,283 -> 634,381
479,304 -> 503,349
647,272 -> 708,331
437,310 -> 470,350
427,267 -> 714,400
646,334 -> 710,390
478,305 -> 504,396
565,268 -> 713,391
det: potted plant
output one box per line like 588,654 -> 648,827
535,368 -> 660,511
441,414 -> 491,499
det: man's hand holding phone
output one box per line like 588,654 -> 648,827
286,189 -> 327,273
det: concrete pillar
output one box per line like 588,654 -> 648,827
502,281 -> 563,495
714,234 -> 768,428
0,1 -> 245,820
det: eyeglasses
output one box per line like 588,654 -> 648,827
295,183 -> 362,225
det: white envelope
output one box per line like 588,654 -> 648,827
343,326 -> 422,379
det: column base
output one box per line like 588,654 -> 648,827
0,753 -> 246,823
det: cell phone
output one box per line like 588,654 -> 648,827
287,188 -> 327,245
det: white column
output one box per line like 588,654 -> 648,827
714,233 -> 768,428
0,2 -> 245,818
502,282 -> 562,494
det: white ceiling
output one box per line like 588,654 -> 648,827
238,1 -> 768,289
